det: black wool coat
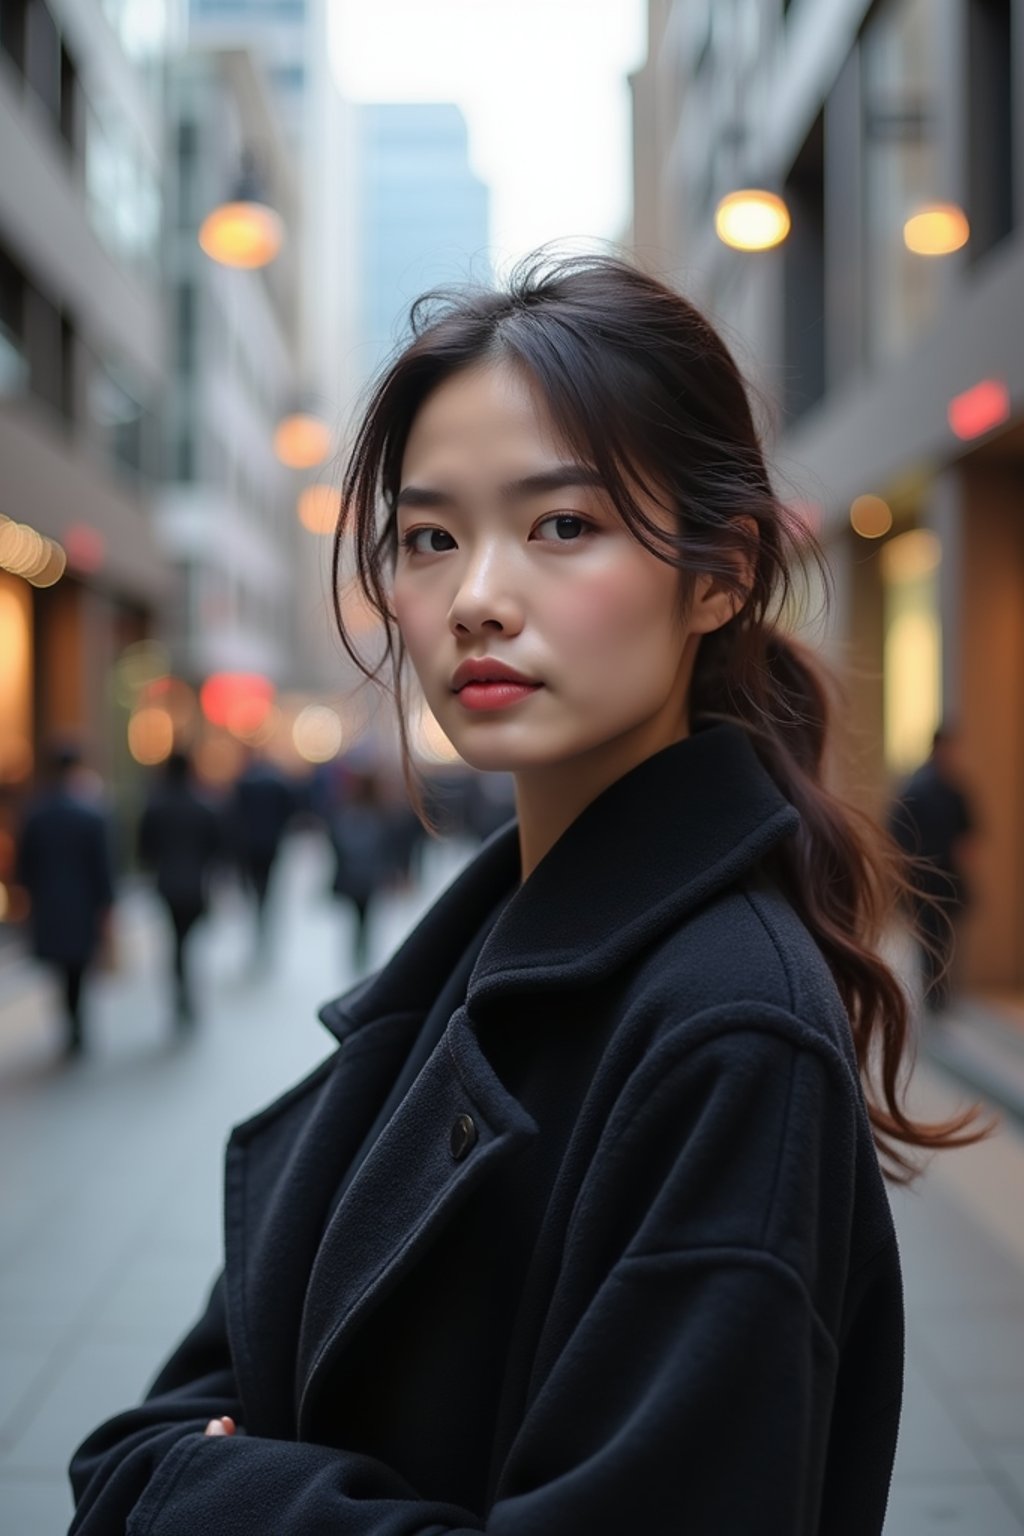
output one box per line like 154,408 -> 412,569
69,725 -> 904,1536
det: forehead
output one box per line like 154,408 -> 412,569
400,362 -> 571,479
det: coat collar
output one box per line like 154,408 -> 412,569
319,723 -> 798,1037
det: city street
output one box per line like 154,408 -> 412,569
1,831 -> 1023,1534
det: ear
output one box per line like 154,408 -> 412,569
687,516 -> 759,636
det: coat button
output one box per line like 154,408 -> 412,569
450,1113 -> 478,1161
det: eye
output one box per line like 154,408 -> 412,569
401,526 -> 457,555
533,513 -> 592,543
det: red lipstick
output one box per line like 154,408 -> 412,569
451,658 -> 542,712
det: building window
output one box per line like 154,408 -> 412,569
85,92 -> 161,267
86,353 -> 151,478
0,247 -> 30,399
24,282 -> 72,420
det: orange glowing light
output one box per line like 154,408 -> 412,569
128,706 -> 175,765
274,414 -> 332,469
850,495 -> 893,540
297,484 -> 338,535
903,203 -> 969,256
714,190 -> 791,252
947,378 -> 1010,441
198,201 -> 284,269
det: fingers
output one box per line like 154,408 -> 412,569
203,1416 -> 237,1436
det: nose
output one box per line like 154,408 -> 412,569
448,544 -> 524,638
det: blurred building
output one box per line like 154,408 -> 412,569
160,47 -> 301,686
633,0 -> 1024,995
356,102 -> 491,381
185,0 -> 361,694
0,0 -> 174,891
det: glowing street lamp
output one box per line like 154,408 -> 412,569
198,153 -> 284,269
903,202 -> 969,256
274,412 -> 332,469
714,189 -> 791,252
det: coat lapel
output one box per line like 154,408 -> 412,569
224,1009 -> 426,1438
295,1006 -> 537,1435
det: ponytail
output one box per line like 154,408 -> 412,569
692,624 -> 992,1182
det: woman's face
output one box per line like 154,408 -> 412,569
392,361 -> 711,779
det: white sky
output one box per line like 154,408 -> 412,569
330,0 -> 649,268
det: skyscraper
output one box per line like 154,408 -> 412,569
356,103 -> 491,384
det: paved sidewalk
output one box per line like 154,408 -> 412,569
0,831 -> 1022,1533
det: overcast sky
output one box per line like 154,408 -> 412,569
330,0 -> 648,269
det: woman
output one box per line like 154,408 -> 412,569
69,254 -> 985,1535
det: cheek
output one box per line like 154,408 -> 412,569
545,559 -> 682,664
392,579 -> 437,665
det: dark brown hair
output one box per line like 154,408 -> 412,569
333,251 -> 989,1181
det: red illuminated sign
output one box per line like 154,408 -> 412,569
200,673 -> 274,731
947,379 -> 1010,441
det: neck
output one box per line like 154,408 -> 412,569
513,713 -> 690,881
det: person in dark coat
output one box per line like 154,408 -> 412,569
16,743 -> 114,1057
224,751 -> 295,952
329,770 -> 397,973
888,727 -> 977,1013
69,255 -> 987,1534
138,751 -> 222,1026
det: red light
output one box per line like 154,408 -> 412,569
947,379 -> 1010,441
64,523 -> 105,573
200,673 -> 274,729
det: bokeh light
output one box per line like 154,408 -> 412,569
903,203 -> 969,256
714,190 -> 791,251
64,522 -> 106,573
850,495 -> 894,540
200,672 -> 275,730
198,201 -> 284,268
114,640 -> 171,709
297,484 -> 339,535
337,578 -> 383,635
292,704 -> 344,763
880,529 -> 942,583
274,414 -> 332,468
127,706 -> 175,765
409,705 -> 462,765
947,378 -> 1010,441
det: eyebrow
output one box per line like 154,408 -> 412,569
395,464 -> 605,510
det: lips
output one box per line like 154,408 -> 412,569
451,658 -> 540,692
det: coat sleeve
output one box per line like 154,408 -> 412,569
68,1024 -> 873,1536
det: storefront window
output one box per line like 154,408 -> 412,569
882,528 -> 942,774
862,0 -> 944,367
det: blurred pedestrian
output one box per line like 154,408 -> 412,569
888,726 -> 977,1014
138,751 -> 221,1028
225,751 -> 295,955
15,742 -> 114,1058
329,770 -> 395,972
